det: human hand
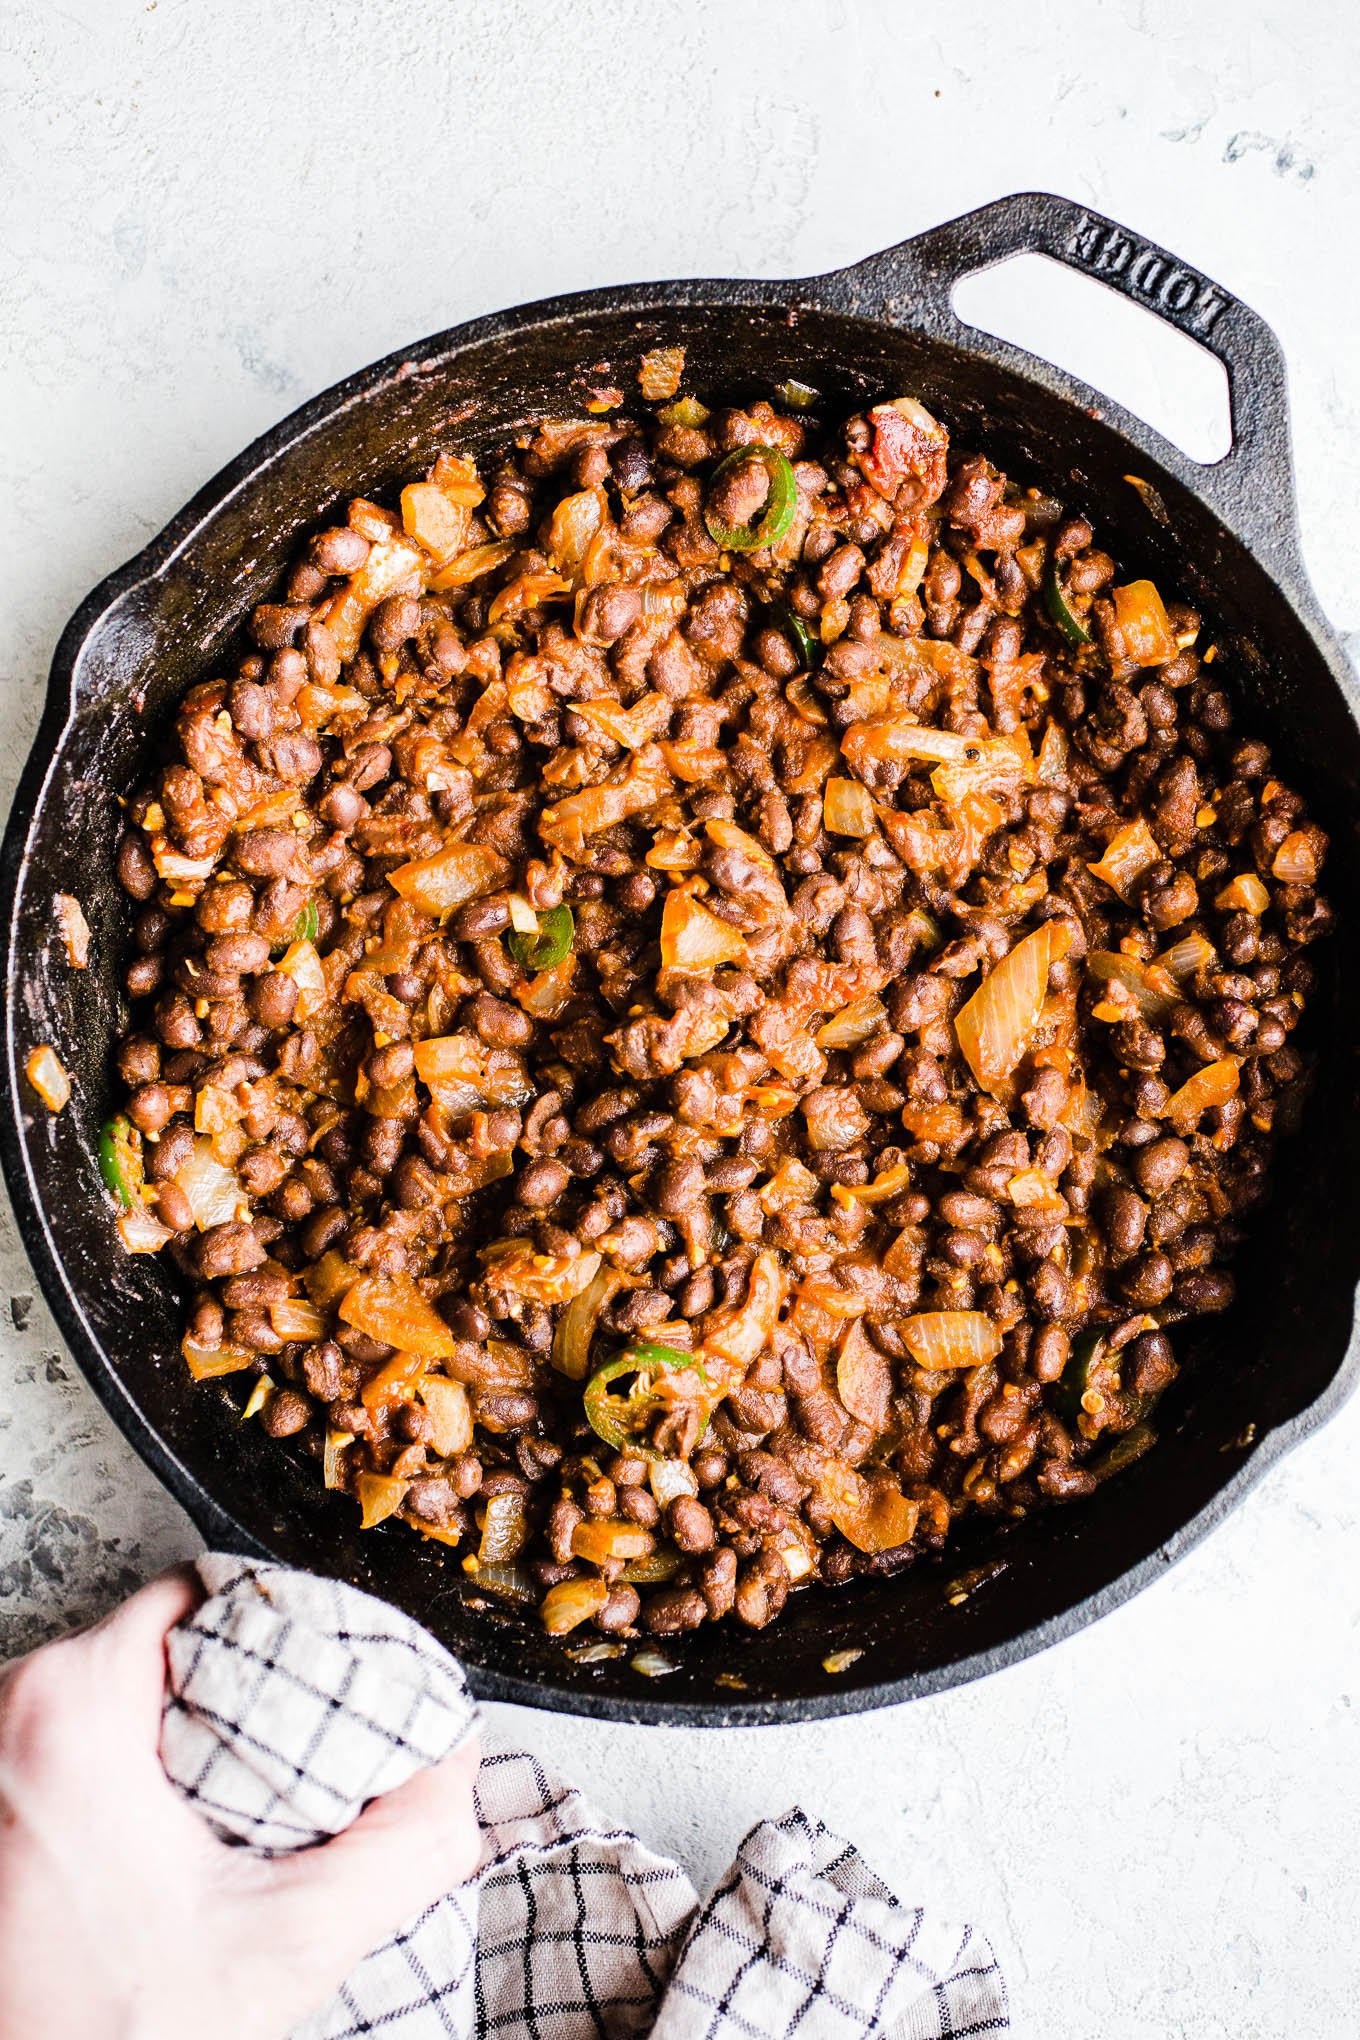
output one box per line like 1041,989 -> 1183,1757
0,1566 -> 481,2040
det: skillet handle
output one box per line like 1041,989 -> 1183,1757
824,191 -> 1301,572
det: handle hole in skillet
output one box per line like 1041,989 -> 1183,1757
952,251 -> 1232,466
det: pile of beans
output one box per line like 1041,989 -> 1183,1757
107,368 -> 1332,1644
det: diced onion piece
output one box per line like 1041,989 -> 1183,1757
194,1086 -> 240,1137
552,1263 -> 628,1380
323,1428 -> 354,1489
487,570 -> 569,627
630,1647 -> 676,1677
539,756 -> 673,853
413,1033 -> 534,1118
304,1250 -> 361,1309
269,1298 -> 324,1342
430,452 -> 486,507
898,1311 -> 1003,1370
540,1577 -> 610,1635
118,1206 -> 173,1254
25,1045 -> 70,1112
515,955 -> 577,1020
466,1560 -> 536,1602
639,346 -> 686,401
356,1472 -> 409,1530
183,1336 -> 255,1380
340,1274 -> 459,1361
829,1161 -> 912,1208
53,894 -> 90,968
427,539 -> 516,592
479,1490 -> 530,1563
758,1157 -> 820,1213
241,1376 -> 273,1421
150,839 -> 216,887
360,1350 -> 424,1411
836,1320 -> 891,1431
1085,951 -> 1179,1021
1087,819 -> 1162,900
571,1518 -> 655,1565
419,1375 -> 473,1456
388,840 -> 510,918
546,487 -> 606,574
704,817 -> 777,870
174,1138 -> 242,1231
276,937 -> 326,1021
648,1458 -> 698,1509
701,1251 -> 787,1368
823,777 -> 876,837
816,995 -> 887,1049
1007,1169 -> 1067,1214
1036,720 -> 1069,786
1214,872 -> 1270,915
1156,932 -> 1216,981
1272,830 -> 1322,886
954,922 -> 1072,1093
507,893 -> 540,935
568,694 -> 670,749
1165,1057 -> 1240,1133
400,482 -> 472,563
659,889 -> 747,972
900,1101 -> 968,1148
1109,580 -> 1178,666
818,1460 -> 919,1554
779,1536 -> 816,1582
321,535 -> 424,658
480,1239 -> 602,1305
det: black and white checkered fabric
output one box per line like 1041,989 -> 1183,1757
162,1556 -> 1009,2038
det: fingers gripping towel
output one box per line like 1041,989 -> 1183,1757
161,1556 -> 1009,2038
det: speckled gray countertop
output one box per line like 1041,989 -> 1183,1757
3,3 -> 1359,2032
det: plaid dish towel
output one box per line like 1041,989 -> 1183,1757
162,1555 -> 1009,2038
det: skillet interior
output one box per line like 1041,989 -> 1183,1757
5,277 -> 1360,1725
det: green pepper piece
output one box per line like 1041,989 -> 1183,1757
703,446 -> 798,551
293,900 -> 320,944
1088,1420 -> 1157,1482
98,1115 -> 139,1210
775,378 -> 819,412
507,902 -> 574,974
770,598 -> 821,671
1044,555 -> 1094,647
1054,1326 -> 1106,1425
583,1343 -> 709,1457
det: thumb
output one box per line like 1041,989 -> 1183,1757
263,1739 -> 482,1982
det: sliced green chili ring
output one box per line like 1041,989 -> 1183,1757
293,900 -> 320,944
583,1343 -> 709,1457
507,902 -> 574,974
1044,555 -> 1094,647
770,598 -> 821,671
703,445 -> 798,552
1054,1325 -> 1106,1425
98,1114 -> 138,1210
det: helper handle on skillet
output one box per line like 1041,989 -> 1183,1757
819,190 -> 1301,576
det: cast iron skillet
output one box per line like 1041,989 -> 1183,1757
4,192 -> 1358,1725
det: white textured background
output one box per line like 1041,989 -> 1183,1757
2,3 -> 1358,2033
